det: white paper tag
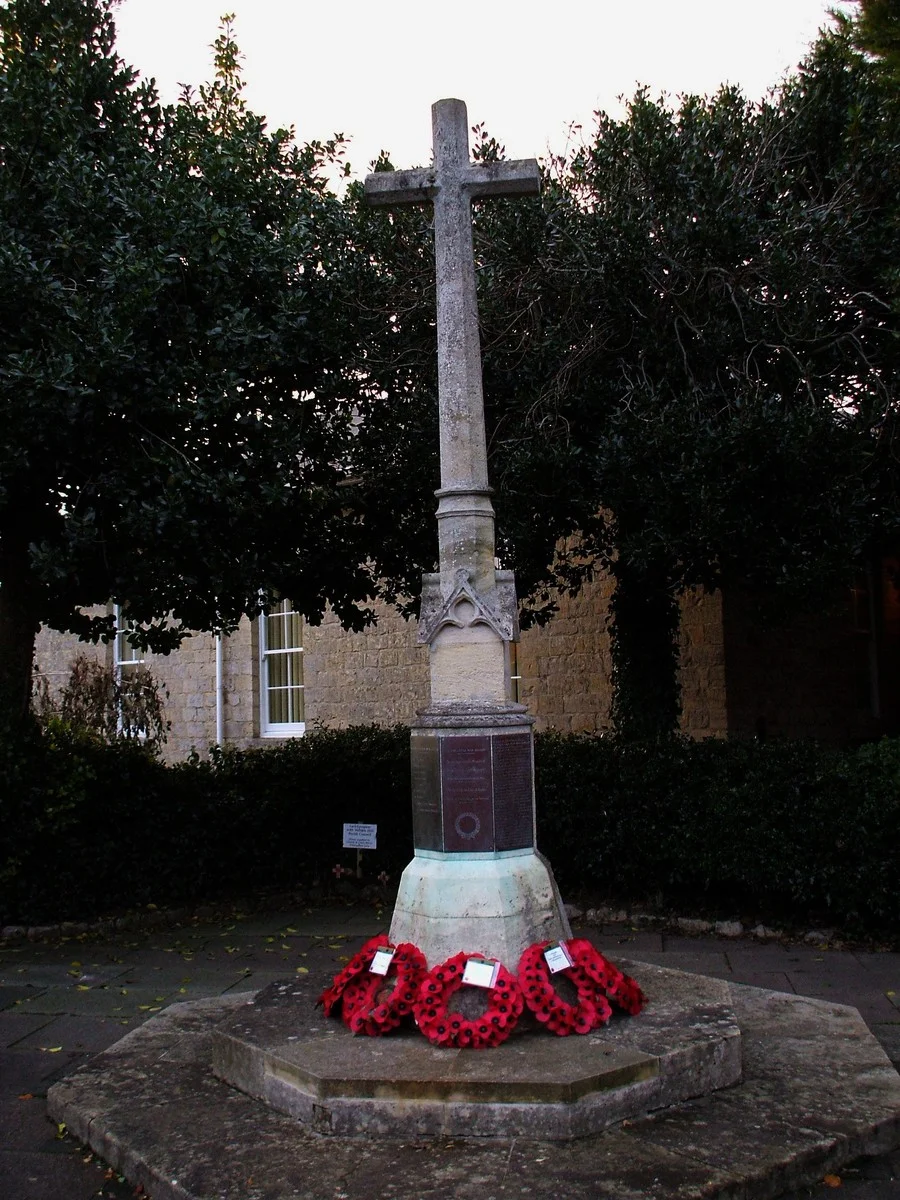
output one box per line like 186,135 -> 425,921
369,948 -> 395,976
462,958 -> 500,989
543,943 -> 575,974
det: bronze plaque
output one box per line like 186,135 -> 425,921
492,733 -> 535,850
441,736 -> 495,852
410,735 -> 443,851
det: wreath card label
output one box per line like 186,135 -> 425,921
543,942 -> 575,974
462,958 -> 501,988
369,947 -> 395,976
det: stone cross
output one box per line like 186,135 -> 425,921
366,98 -> 539,598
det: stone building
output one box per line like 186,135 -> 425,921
33,559 -> 898,762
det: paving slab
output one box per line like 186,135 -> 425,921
873,1024 -> 900,1068
599,931 -> 665,953
15,1014 -> 141,1053
14,984 -> 178,1018
628,951 -> 733,978
0,1011 -> 57,1046
0,984 -> 48,1010
0,1047 -> 79,1093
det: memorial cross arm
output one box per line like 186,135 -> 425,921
365,158 -> 540,207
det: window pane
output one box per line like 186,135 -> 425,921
266,612 -> 285,651
269,687 -> 288,724
289,684 -> 305,723
268,653 -> 288,689
289,611 -> 303,647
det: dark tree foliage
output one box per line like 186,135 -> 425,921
852,0 -> 900,77
341,25 -> 900,738
0,0 -> 375,721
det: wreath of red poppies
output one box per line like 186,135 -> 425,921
518,937 -> 646,1035
317,934 -> 427,1036
318,935 -> 643,1045
413,952 -> 524,1048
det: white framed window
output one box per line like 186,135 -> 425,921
260,599 -> 305,736
114,604 -> 146,738
114,604 -> 144,676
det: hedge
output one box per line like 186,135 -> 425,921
2,722 -> 898,936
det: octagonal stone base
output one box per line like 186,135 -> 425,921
210,961 -> 741,1139
48,970 -> 900,1199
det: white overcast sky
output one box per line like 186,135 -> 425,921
114,0 -> 848,179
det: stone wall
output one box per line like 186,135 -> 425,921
32,576 -> 730,761
679,589 -> 728,737
722,588 -> 880,743
303,607 -> 429,729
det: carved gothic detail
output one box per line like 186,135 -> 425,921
418,568 -> 519,645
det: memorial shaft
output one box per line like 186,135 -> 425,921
367,98 -> 538,598
365,99 -> 569,965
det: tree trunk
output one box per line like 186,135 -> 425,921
609,557 -> 682,740
0,530 -> 40,730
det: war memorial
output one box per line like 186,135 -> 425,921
47,100 -> 900,1199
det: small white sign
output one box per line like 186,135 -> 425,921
543,943 -> 575,974
342,823 -> 377,850
462,958 -> 500,989
369,947 -> 395,976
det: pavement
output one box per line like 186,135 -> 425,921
2,903 -> 899,1200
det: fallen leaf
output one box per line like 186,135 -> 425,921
822,1175 -> 842,1188
886,990 -> 896,998
18,1093 -> 34,1101
337,955 -> 351,962
76,984 -> 90,991
296,966 -> 309,974
328,943 -> 343,949
42,1046 -> 63,1053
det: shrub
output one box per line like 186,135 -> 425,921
2,723 -> 898,937
535,732 -> 897,933
0,723 -> 410,924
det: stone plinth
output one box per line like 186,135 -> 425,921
388,850 -> 570,968
210,962 -> 741,1139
